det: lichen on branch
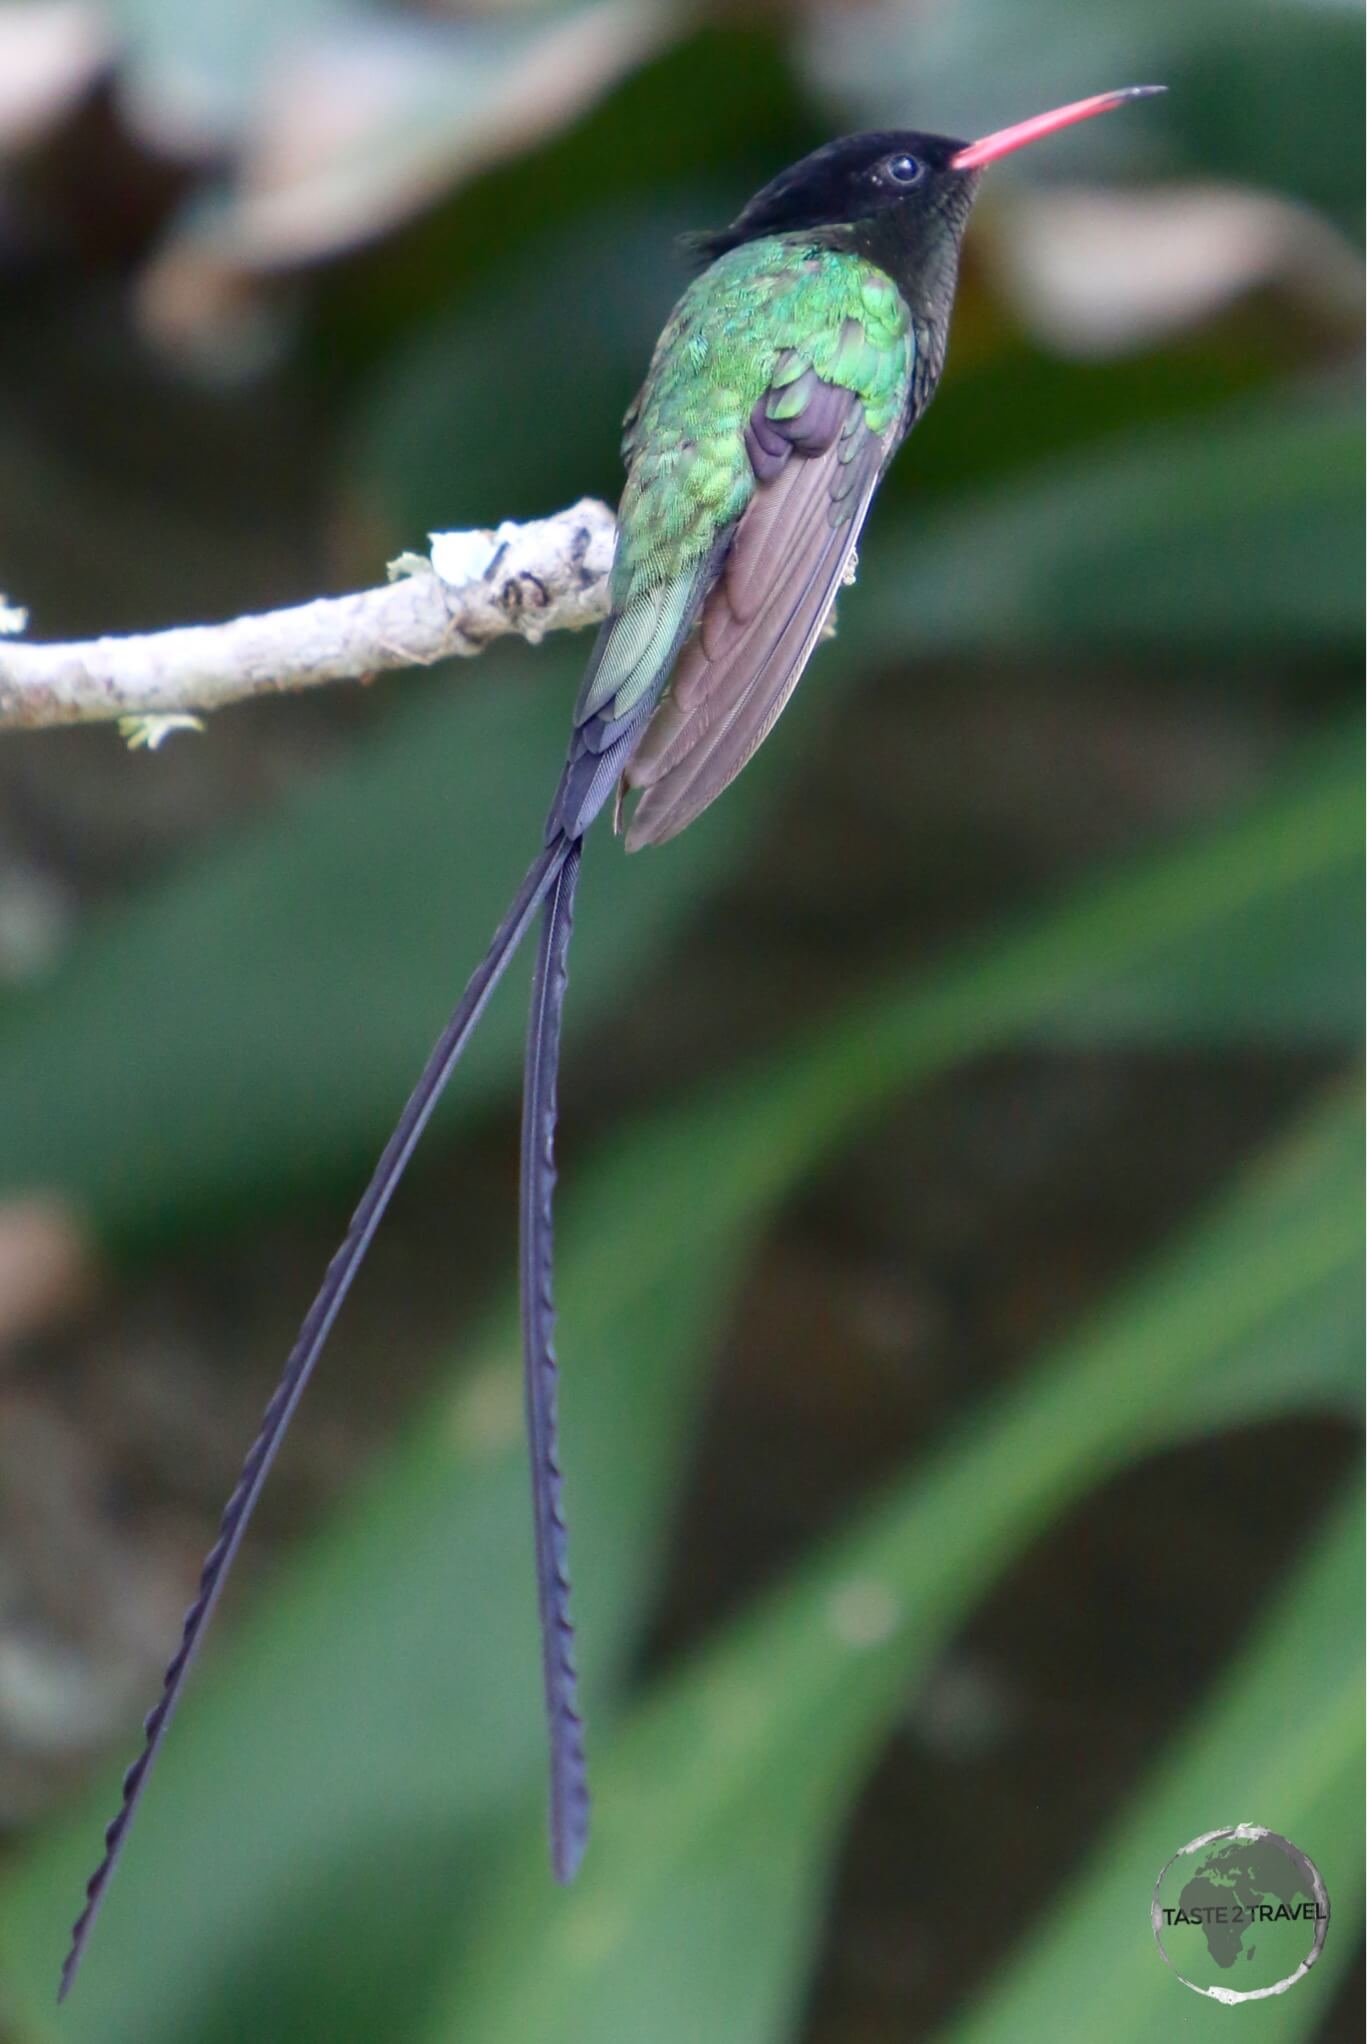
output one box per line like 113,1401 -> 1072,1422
0,499 -> 617,734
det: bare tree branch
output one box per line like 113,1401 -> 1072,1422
0,499 -> 616,734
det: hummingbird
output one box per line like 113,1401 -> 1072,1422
60,83 -> 1163,1995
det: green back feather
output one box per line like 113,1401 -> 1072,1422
583,238 -> 913,736
615,239 -> 911,597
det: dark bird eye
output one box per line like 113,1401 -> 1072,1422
885,153 -> 923,185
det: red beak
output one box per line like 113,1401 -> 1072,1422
950,85 -> 1165,172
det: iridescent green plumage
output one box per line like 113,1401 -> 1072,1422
619,241 -> 911,583
578,240 -> 913,735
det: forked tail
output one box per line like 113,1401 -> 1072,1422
58,837 -> 568,2000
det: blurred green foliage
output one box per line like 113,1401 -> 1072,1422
0,1 -> 1361,2040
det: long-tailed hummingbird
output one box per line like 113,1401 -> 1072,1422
60,82 -> 1163,1994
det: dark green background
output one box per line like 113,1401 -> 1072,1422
0,4 -> 1360,2041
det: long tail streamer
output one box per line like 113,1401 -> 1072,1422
59,838 -> 567,2000
519,839 -> 590,1879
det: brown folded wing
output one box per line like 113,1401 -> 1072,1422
623,374 -> 885,851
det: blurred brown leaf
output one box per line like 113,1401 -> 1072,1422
137,3 -> 684,355
0,1196 -> 97,1354
980,181 -> 1364,356
0,2 -> 111,155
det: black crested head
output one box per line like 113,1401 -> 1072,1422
690,130 -> 981,309
688,90 -> 1164,312
698,132 -> 970,252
